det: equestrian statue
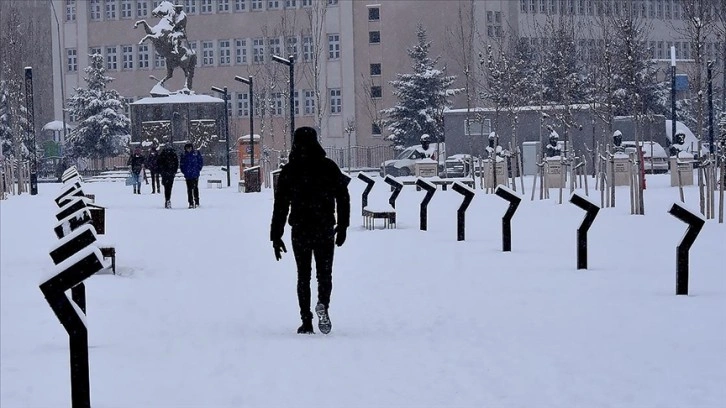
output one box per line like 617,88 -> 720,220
134,1 -> 196,94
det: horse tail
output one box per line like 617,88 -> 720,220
186,53 -> 197,89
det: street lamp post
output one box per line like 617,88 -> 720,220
49,0 -> 68,175
671,46 -> 677,142
272,54 -> 295,150
234,75 -> 255,168
24,67 -> 38,195
211,86 -> 231,187
707,61 -> 714,154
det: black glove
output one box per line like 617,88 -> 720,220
272,238 -> 287,261
335,226 -> 347,247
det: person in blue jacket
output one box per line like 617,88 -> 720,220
180,143 -> 203,208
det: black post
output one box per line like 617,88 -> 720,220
416,178 -> 436,231
211,86 -> 231,187
707,62 -> 714,154
24,67 -> 38,195
570,193 -> 600,270
668,202 -> 705,295
249,77 -> 255,167
357,172 -> 375,215
384,175 -> 403,209
495,185 -> 522,252
289,55 -> 295,148
452,181 -> 475,241
671,64 -> 677,143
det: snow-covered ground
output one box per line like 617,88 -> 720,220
1,168 -> 725,407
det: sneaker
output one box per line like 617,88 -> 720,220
165,200 -> 171,209
297,319 -> 314,334
315,303 -> 332,334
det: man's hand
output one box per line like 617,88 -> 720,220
272,238 -> 287,261
335,226 -> 347,247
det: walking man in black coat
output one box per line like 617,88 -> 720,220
270,127 -> 350,334
157,144 -> 179,209
146,143 -> 161,194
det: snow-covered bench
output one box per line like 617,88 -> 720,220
207,179 -> 223,189
362,205 -> 396,230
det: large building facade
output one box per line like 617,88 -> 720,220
49,0 -> 724,155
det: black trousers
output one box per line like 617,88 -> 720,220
150,171 -> 160,193
161,176 -> 174,202
291,227 -> 335,321
185,178 -> 199,205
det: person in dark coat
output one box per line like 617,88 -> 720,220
180,143 -> 203,208
157,144 -> 179,209
127,146 -> 146,194
146,144 -> 161,194
270,126 -> 350,335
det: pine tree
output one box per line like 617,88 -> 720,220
0,74 -> 30,159
381,24 -> 462,148
66,53 -> 130,161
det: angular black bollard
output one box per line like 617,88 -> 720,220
357,172 -> 375,216
56,196 -> 91,221
49,224 -> 98,265
668,202 -> 706,295
55,182 -> 84,207
384,175 -> 404,209
54,209 -> 93,239
495,185 -> 522,252
62,167 -> 80,184
452,181 -> 475,241
40,245 -> 108,408
570,192 -> 600,270
416,178 -> 436,231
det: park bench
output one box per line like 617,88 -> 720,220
207,179 -> 223,189
362,205 -> 396,230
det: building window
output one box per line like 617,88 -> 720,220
154,48 -> 166,68
106,0 -> 117,19
90,0 -> 102,20
218,40 -> 231,65
302,36 -> 313,62
673,1 -> 680,19
90,47 -> 102,57
268,0 -> 280,9
549,0 -> 557,14
106,46 -> 118,70
235,39 -> 248,64
184,0 -> 197,13
236,92 -> 249,116
268,37 -> 282,59
328,0 -> 338,5
137,0 -> 148,16
370,86 -> 382,98
285,0 -> 297,8
235,0 -> 246,11
683,41 -> 691,59
253,38 -> 265,63
286,36 -> 298,60
271,93 -> 283,115
138,44 -> 150,68
293,90 -> 300,115
66,48 -> 78,72
368,6 -> 379,21
68,112 -> 78,123
202,41 -> 215,66
371,122 -> 382,135
521,0 -> 527,12
304,90 -> 315,115
251,0 -> 262,10
200,0 -> 213,13
188,40 -> 198,56
65,0 -> 76,21
122,45 -> 134,69
121,0 -> 132,18
370,63 -> 381,76
328,34 -> 340,59
369,31 -> 380,44
218,0 -> 230,11
329,88 -> 341,114
301,0 -> 312,7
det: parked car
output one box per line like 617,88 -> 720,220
380,143 -> 445,177
622,141 -> 669,174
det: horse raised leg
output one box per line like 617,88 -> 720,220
133,20 -> 153,35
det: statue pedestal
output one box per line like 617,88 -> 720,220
670,156 -> 694,187
607,155 -> 631,187
546,157 -> 565,188
481,158 -> 506,188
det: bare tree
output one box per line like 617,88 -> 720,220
301,0 -> 329,130
446,0 -> 477,155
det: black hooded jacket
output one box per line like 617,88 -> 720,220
270,127 -> 350,241
157,146 -> 179,179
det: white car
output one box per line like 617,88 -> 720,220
380,143 -> 444,177
622,141 -> 669,174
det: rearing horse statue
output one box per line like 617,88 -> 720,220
134,1 -> 196,93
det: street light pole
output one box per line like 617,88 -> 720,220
671,46 -> 677,142
234,75 -> 255,168
707,61 -> 714,154
49,0 -> 68,173
211,86 -> 231,187
272,54 -> 295,149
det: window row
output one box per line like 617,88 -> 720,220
82,0 -> 327,22
519,0 -> 720,20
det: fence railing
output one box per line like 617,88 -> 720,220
1,159 -> 31,198
324,145 -> 396,170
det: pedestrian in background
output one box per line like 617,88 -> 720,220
127,146 -> 146,194
270,126 -> 350,335
180,143 -> 203,209
146,143 -> 161,194
157,144 -> 179,209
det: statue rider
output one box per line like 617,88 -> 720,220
545,128 -> 561,158
169,4 -> 187,57
669,132 -> 686,157
612,130 -> 625,154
